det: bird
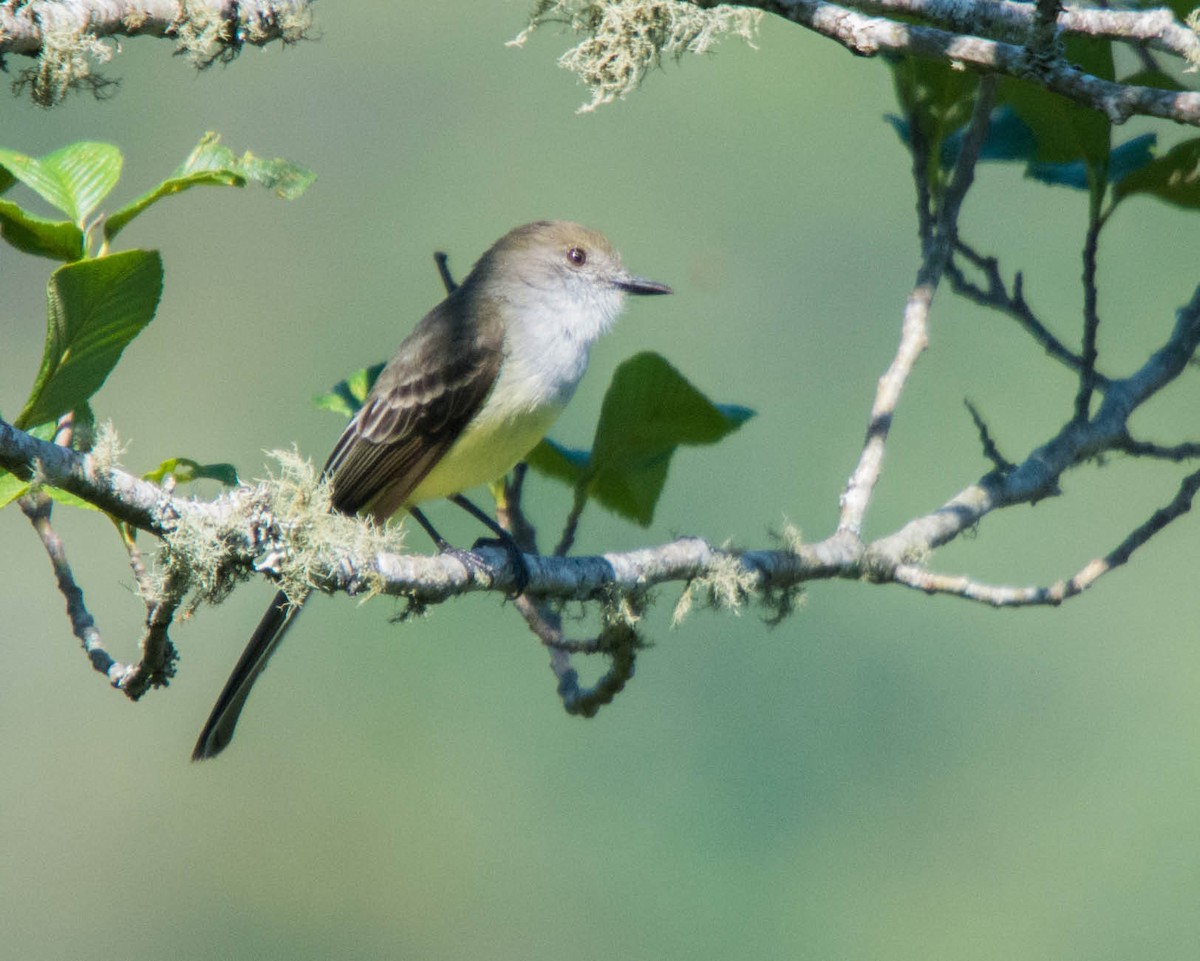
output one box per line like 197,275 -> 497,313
192,220 -> 671,759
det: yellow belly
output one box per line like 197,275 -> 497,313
401,400 -> 562,507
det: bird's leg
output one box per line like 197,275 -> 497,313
408,501 -> 530,597
449,493 -> 531,596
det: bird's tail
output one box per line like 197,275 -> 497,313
192,590 -> 307,761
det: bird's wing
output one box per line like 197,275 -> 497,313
323,295 -> 504,517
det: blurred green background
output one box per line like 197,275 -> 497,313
3,3 -> 1199,959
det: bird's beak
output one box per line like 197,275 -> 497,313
615,272 -> 672,296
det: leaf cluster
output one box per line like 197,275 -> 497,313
0,134 -> 313,509
890,42 -> 1200,214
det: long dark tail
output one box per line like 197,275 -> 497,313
192,590 -> 307,760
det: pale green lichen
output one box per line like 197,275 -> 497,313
17,28 -> 115,107
511,0 -> 761,112
89,421 -> 127,476
671,545 -> 758,627
159,449 -> 405,615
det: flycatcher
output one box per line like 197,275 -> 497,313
192,220 -> 671,759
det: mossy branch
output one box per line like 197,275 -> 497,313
1,0 -> 315,106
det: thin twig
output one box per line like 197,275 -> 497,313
766,0 -> 1200,125
1116,438 -> 1200,461
553,485 -> 588,557
1074,198 -> 1104,421
892,465 -> 1200,605
839,76 -> 997,536
964,399 -> 1016,473
949,241 -> 1109,388
19,492 -> 141,689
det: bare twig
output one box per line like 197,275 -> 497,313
1074,198 -> 1104,422
1115,438 -> 1200,461
553,486 -> 588,557
18,492 -> 146,689
948,241 -> 1109,387
892,465 -> 1200,605
964,399 -> 1015,473
839,76 -> 997,536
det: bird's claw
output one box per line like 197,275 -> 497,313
470,536 -> 531,597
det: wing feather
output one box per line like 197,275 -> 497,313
323,292 -> 504,516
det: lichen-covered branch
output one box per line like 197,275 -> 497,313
767,0 -> 1200,125
524,1 -> 1200,125
1,0 -> 315,105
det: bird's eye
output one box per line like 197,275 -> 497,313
566,246 -> 587,267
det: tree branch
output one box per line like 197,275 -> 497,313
721,0 -> 1200,125
839,75 -> 997,536
1,0 -> 315,105
891,465 -> 1200,605
948,240 -> 1109,388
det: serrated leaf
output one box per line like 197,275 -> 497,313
561,352 -> 754,526
0,142 -> 122,224
16,250 -> 163,430
141,457 -> 240,487
314,362 -> 386,417
1114,136 -> 1200,209
0,198 -> 85,260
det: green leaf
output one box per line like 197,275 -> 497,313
1028,133 -> 1156,189
1165,0 -> 1196,23
888,56 -> 978,188
104,133 -> 314,241
177,132 -> 316,200
238,151 -> 317,201
530,352 -> 756,526
16,250 -> 164,430
0,142 -> 122,225
1120,68 -> 1187,93
314,362 -> 385,417
43,486 -> 100,511
526,437 -> 591,487
104,170 -> 244,243
1114,136 -> 1200,209
141,457 -> 240,487
0,471 -> 31,509
0,198 -> 85,260
1000,36 -> 1113,173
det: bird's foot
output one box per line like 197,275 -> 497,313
441,543 -> 529,598
469,535 -> 531,598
